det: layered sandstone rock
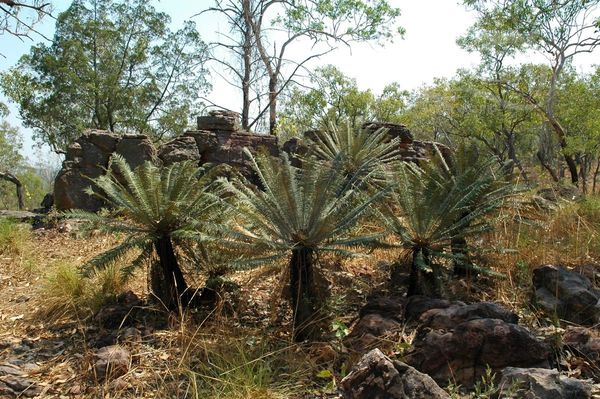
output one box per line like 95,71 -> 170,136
54,112 -> 446,211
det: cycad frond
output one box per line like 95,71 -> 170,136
68,156 -> 226,278
380,147 -> 518,257
307,123 -> 401,188
219,149 -> 386,262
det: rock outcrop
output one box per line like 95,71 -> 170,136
54,112 -> 449,211
344,297 -> 404,355
499,367 -> 592,399
341,349 -> 449,399
54,111 -> 278,211
533,264 -> 600,325
405,300 -> 550,387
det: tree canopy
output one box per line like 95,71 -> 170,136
1,0 -> 210,153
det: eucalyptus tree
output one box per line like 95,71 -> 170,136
278,65 -> 409,137
70,156 -> 225,311
0,0 -> 52,48
1,0 -> 210,153
203,0 -> 403,135
463,0 -> 600,186
220,150 -> 385,341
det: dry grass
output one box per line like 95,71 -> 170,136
477,194 -> 600,315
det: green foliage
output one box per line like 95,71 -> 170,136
307,123 -> 401,189
219,150 -> 384,261
378,147 -> 517,293
1,0 -> 210,152
0,219 -> 30,256
38,260 -> 127,321
276,0 -> 404,42
278,65 -> 408,137
187,338 -> 302,399
67,155 -> 224,281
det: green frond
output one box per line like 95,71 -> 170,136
74,158 -> 227,277
306,123 -> 402,189
221,149 -> 384,265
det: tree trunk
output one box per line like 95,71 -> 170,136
241,0 -> 252,130
536,151 -> 559,182
0,172 -> 24,210
151,236 -> 188,311
268,76 -> 277,135
593,158 -> 600,194
506,132 -> 529,183
289,246 -> 315,341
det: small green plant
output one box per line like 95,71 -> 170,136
472,366 -> 498,398
331,319 -> 350,340
0,219 -> 30,256
38,261 -> 128,321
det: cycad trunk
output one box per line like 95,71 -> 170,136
451,236 -> 472,277
408,247 -> 442,297
290,246 -> 316,341
151,236 -> 188,311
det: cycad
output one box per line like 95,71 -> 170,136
69,155 -> 224,311
379,147 -> 515,296
219,149 -> 385,341
307,123 -> 401,188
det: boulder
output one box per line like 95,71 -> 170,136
563,326 -> 600,378
54,167 -> 104,211
197,110 -> 241,131
533,265 -> 600,325
418,302 -> 518,330
115,135 -> 156,170
358,296 -> 404,320
499,367 -> 592,399
406,318 -> 550,387
0,375 -> 42,398
158,136 -> 201,166
341,349 -> 449,399
345,313 -> 402,353
404,296 -> 458,322
94,290 -> 142,329
94,345 -> 131,380
362,122 -> 413,143
345,297 -> 404,354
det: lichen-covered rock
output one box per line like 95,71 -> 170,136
406,318 -> 550,387
54,117 -> 450,211
533,265 -> 600,325
197,110 -> 241,131
404,296 -> 459,321
344,297 -> 404,355
341,349 -> 449,399
499,367 -> 592,399
94,345 -> 131,380
362,121 -> 413,143
115,134 -> 156,170
418,302 -> 518,330
158,136 -> 201,166
54,129 -> 145,211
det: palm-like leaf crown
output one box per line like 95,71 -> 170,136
380,146 -> 516,270
218,149 -> 386,264
307,123 -> 401,188
68,155 -> 224,277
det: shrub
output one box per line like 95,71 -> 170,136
38,261 -> 128,321
0,218 -> 30,256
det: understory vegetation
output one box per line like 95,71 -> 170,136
0,0 -> 599,398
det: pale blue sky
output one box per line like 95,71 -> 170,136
0,0 -> 596,162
